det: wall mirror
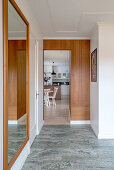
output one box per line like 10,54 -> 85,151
3,0 -> 29,169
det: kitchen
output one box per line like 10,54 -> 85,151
44,50 -> 70,124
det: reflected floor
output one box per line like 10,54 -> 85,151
8,124 -> 26,163
22,125 -> 114,170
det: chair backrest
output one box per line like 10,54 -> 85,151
53,87 -> 58,98
44,89 -> 50,92
44,89 -> 50,96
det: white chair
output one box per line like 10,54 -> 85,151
49,87 -> 58,106
44,89 -> 50,106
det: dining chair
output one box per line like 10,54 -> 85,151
49,87 -> 58,106
44,89 -> 50,106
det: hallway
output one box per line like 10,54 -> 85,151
2,0 -> 114,169
22,125 -> 114,170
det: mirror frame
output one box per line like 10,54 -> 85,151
3,0 -> 29,169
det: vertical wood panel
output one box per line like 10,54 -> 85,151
3,0 -> 8,169
43,40 -> 90,121
17,50 -> 26,119
8,40 -> 26,120
8,41 -> 17,120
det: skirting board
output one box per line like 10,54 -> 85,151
8,120 -> 18,124
90,123 -> 98,138
29,125 -> 37,147
8,114 -> 26,125
36,120 -> 44,136
98,133 -> 114,139
11,141 -> 30,170
70,121 -> 90,125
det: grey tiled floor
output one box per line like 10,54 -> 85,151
8,124 -> 26,163
22,125 -> 114,170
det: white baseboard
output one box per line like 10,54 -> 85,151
98,132 -> 114,139
11,141 -> 30,170
29,120 -> 44,147
90,122 -> 98,138
70,121 -> 90,125
8,120 -> 18,125
36,120 -> 44,135
8,114 -> 26,125
29,124 -> 37,147
18,114 -> 26,124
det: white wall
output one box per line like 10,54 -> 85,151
98,23 -> 114,138
53,65 -> 69,73
91,23 -> 114,139
90,25 -> 99,137
0,0 -> 3,169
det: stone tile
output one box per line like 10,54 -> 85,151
22,125 -> 114,170
8,124 -> 26,163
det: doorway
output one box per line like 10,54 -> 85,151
43,50 -> 71,125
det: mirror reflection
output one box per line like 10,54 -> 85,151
8,0 -> 27,163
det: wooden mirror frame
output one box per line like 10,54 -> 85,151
3,0 -> 29,169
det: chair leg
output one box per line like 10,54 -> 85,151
52,98 -> 56,106
46,101 -> 48,107
54,99 -> 56,106
48,99 -> 50,106
52,98 -> 54,105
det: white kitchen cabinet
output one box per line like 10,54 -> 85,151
61,85 -> 69,96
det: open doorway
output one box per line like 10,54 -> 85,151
43,50 -> 70,125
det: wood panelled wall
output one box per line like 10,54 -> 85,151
8,40 -> 26,120
43,40 -> 90,121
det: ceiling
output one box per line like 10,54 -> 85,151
25,0 -> 114,38
44,50 -> 69,66
8,1 -> 26,39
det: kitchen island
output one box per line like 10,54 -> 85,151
44,85 -> 61,100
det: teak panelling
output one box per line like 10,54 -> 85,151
8,40 -> 26,120
17,50 -> 26,119
43,40 -> 90,121
3,0 -> 8,169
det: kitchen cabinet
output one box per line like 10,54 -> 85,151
61,85 -> 69,95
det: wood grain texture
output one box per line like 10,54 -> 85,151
8,40 -> 26,120
3,0 -> 8,169
43,40 -> 90,121
17,50 -> 26,119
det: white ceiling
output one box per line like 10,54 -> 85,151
8,1 -> 26,39
44,50 -> 69,66
24,0 -> 114,38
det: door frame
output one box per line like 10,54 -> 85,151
35,41 -> 39,135
43,49 -> 71,121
